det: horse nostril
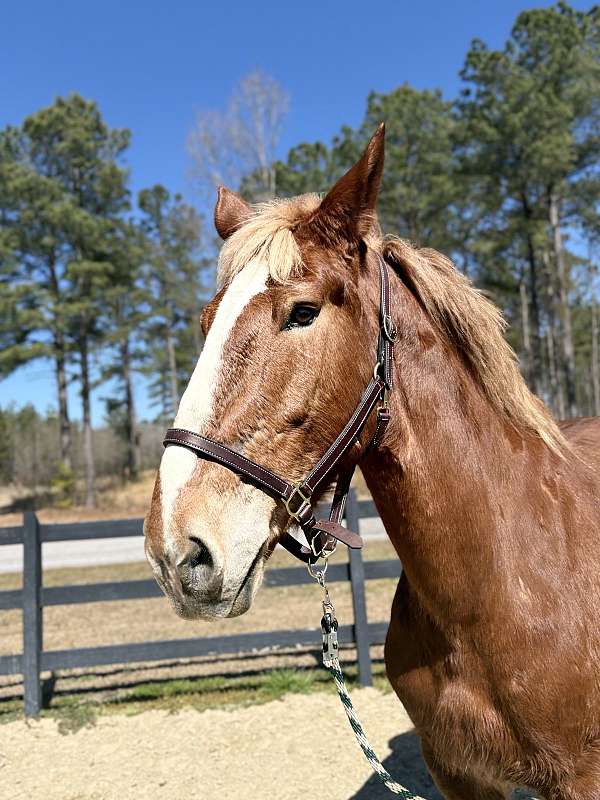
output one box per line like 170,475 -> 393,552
188,537 -> 213,571
178,536 -> 222,597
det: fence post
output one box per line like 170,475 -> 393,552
346,489 -> 373,687
23,512 -> 43,717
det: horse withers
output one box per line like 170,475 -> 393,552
144,125 -> 600,800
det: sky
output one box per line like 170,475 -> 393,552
0,0 -> 590,424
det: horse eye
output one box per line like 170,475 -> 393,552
286,304 -> 319,328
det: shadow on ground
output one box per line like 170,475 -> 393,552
351,730 -> 443,800
351,731 -> 537,799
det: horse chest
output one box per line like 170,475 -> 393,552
392,658 -> 508,764
385,591 -> 514,781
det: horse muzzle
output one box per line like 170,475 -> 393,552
145,533 -> 266,620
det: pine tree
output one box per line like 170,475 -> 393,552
101,221 -> 148,479
459,3 -> 600,411
138,185 -> 210,419
0,95 -> 131,504
0,121 -> 75,468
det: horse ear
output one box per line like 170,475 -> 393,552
214,186 -> 252,240
315,123 -> 385,240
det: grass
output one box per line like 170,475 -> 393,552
0,659 -> 392,729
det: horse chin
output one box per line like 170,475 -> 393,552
226,551 -> 266,617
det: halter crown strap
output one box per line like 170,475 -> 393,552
162,254 -> 395,564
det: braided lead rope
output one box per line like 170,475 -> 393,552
316,572 -> 537,800
311,566 -> 427,799
326,657 -> 427,799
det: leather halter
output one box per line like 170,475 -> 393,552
163,256 -> 395,564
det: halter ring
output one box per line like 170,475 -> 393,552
310,535 -> 337,560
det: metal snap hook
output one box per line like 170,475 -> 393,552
306,559 -> 328,583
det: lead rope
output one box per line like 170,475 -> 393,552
310,565 -> 427,800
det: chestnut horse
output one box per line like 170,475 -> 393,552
145,125 -> 600,800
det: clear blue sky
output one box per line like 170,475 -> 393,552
0,0 -> 589,424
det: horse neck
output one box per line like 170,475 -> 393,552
359,281 -> 560,626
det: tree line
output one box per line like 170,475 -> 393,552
235,3 -> 600,420
0,405 -> 164,509
1,2 -> 599,508
0,95 -> 211,506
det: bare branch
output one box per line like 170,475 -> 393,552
187,70 -> 289,202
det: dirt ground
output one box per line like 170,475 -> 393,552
2,688 -> 444,800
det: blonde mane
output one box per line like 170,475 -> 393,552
382,237 -> 566,454
218,194 -> 320,287
217,196 -> 566,454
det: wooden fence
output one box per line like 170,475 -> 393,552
0,491 -> 401,717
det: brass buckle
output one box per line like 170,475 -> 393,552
380,386 -> 390,410
284,483 -> 312,524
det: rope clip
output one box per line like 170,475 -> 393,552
321,610 -> 339,667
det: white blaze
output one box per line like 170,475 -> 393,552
159,260 -> 269,547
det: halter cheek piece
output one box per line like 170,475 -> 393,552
163,256 -> 395,564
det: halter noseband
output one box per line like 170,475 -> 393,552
163,256 -> 395,564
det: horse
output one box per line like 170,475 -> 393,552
144,124 -> 600,800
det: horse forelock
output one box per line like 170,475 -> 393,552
217,194 -> 321,287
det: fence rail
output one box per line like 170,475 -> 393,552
0,492 -> 401,717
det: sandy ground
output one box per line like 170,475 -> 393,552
2,688 -> 444,800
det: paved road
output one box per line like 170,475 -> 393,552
0,517 -> 387,573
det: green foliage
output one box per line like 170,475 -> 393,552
138,185 -> 211,418
50,462 -> 76,508
0,94 -> 134,492
264,2 -> 600,416
457,2 -> 600,408
0,404 -> 59,492
361,85 -> 460,252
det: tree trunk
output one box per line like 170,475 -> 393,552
166,327 -> 179,415
549,193 -> 577,417
592,298 -> 600,417
160,371 -> 170,422
79,334 -> 96,508
54,340 -> 72,470
542,250 -> 563,417
49,254 -> 72,469
520,194 -> 543,395
546,325 -> 565,419
519,279 -> 533,389
121,336 -> 140,479
31,413 -> 39,501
